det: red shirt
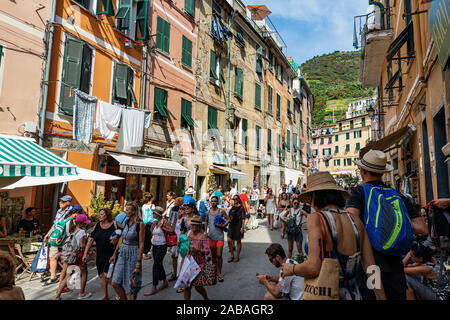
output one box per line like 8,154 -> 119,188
240,194 -> 249,212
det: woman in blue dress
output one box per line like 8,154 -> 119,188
111,202 -> 144,300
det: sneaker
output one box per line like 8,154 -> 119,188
78,292 -> 93,299
61,288 -> 72,294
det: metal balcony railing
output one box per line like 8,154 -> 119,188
353,6 -> 392,51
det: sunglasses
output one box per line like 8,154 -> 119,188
293,202 -> 299,205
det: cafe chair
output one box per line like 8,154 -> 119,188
0,239 -> 18,265
14,243 -> 39,281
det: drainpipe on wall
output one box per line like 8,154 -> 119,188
140,44 -> 147,111
412,0 -> 424,80
225,10 -> 233,168
39,0 -> 57,146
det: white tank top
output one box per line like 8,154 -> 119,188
151,225 -> 166,246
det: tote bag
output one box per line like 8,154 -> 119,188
174,254 -> 202,289
30,242 -> 49,273
303,212 -> 340,300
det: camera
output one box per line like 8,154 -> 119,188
302,204 -> 311,214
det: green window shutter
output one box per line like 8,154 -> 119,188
287,131 -> 290,150
276,94 -> 281,120
335,146 -> 339,153
346,144 -> 350,152
362,118 -> 366,127
242,118 -> 248,146
60,38 -> 84,116
268,129 -> 272,152
268,51 -> 273,71
335,135 -> 338,142
113,63 -> 129,101
74,0 -> 89,9
185,0 -> 194,16
339,123 -> 342,131
156,16 -> 164,51
210,50 -> 218,79
182,36 -> 192,68
356,142 -> 360,150
346,132 -> 350,140
234,67 -> 243,98
163,19 -> 171,54
256,126 -> 261,150
208,106 -> 218,129
97,0 -> 115,16
0,45 -> 3,66
116,0 -> 132,31
154,87 -> 168,118
255,83 -> 261,110
350,120 -> 354,129
136,0 -> 149,40
181,98 -> 195,128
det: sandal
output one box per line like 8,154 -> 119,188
42,278 -> 58,287
167,275 -> 177,282
227,257 -> 234,263
218,275 -> 224,282
233,257 -> 240,263
176,288 -> 184,293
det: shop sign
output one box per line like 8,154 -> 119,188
429,0 -> 450,69
120,165 -> 189,177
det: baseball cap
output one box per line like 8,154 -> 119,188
72,204 -> 83,213
253,184 -> 257,187
59,195 -> 72,202
75,214 -> 91,225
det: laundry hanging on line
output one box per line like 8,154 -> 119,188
115,108 -> 145,153
73,90 -> 97,144
94,100 -> 123,144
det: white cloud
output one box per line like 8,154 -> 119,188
243,0 -> 370,63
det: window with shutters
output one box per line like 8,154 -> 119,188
74,0 -> 91,10
153,86 -> 176,123
335,146 -> 339,153
210,50 -> 223,86
313,138 -> 316,144
181,98 -> 197,128
185,0 -> 194,16
356,142 -> 360,151
345,144 -> 350,152
235,25 -> 245,47
350,120 -> 354,129
346,132 -> 350,140
112,62 -> 137,108
207,106 -> 218,130
156,16 -> 171,55
182,36 -> 192,68
234,67 -> 243,99
328,137 -> 332,144
115,0 -> 133,33
325,160 -> 329,167
320,138 -> 324,145
256,125 -> 261,150
276,93 -> 281,120
268,86 -> 273,114
59,37 -> 93,116
267,129 -> 272,153
339,123 -> 342,131
268,51 -> 273,72
255,82 -> 261,110
96,0 -> 115,16
0,45 -> 3,68
241,118 -> 248,147
293,133 -> 297,151
362,117 -> 366,127
136,0 -> 149,40
286,130 -> 290,151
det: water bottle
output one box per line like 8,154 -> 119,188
107,262 -> 115,278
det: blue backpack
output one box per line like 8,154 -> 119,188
363,184 -> 414,256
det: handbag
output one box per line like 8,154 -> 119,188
174,254 -> 202,289
30,242 -> 49,273
166,232 -> 178,247
303,212 -> 340,300
192,260 -> 217,287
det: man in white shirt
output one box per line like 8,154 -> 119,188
257,243 -> 304,300
229,183 -> 238,198
250,184 -> 260,214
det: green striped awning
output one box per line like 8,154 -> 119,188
0,135 -> 77,177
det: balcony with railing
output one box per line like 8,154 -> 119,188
354,4 -> 393,87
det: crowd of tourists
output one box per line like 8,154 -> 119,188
1,148 -> 449,301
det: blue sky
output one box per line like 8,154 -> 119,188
244,0 -> 370,65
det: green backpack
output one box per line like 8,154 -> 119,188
178,234 -> 190,258
49,216 -> 74,247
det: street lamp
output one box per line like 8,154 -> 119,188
366,104 -> 375,120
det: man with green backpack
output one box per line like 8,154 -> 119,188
42,195 -> 78,286
346,150 -> 428,300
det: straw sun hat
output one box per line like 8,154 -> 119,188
298,171 -> 349,204
354,149 -> 393,174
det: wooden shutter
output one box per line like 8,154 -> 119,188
268,129 -> 272,152
185,0 -> 194,15
255,83 -> 261,109
242,118 -> 247,146
136,0 -> 149,40
235,67 -> 243,98
182,36 -> 192,68
96,0 -> 115,16
79,45 -> 92,94
116,0 -> 132,31
156,16 -> 164,51
113,63 -> 128,101
210,50 -> 217,79
163,19 -> 171,54
276,94 -> 281,120
60,38 -> 84,116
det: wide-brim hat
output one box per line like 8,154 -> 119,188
298,171 -> 349,204
152,206 -> 164,217
185,187 -> 196,195
442,143 -> 450,163
354,149 -> 393,174
190,215 -> 203,225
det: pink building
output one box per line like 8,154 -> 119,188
310,124 -> 335,172
144,0 -> 198,192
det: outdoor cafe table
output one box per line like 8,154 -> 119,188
5,234 -> 43,253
